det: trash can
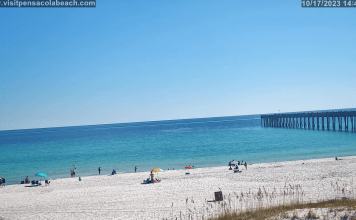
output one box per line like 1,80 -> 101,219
215,191 -> 223,201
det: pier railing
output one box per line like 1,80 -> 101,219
261,110 -> 356,132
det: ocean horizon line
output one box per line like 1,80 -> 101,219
0,113 -> 261,132
2,107 -> 356,132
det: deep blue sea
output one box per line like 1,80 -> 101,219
1,114 -> 356,185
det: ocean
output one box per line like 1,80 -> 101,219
1,114 -> 356,185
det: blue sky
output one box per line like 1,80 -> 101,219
1,0 -> 355,130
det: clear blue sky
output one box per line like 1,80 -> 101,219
1,1 -> 355,130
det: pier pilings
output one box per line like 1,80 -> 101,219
261,111 -> 356,132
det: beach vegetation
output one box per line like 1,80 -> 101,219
208,198 -> 356,220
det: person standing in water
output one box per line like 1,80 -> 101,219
135,166 -> 137,173
98,167 -> 101,174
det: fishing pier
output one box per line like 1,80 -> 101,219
261,110 -> 356,132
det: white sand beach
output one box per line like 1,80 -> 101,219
1,156 -> 356,220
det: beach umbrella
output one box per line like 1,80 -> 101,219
151,168 -> 163,173
185,166 -> 193,174
230,161 -> 238,165
35,173 -> 47,185
151,168 -> 163,179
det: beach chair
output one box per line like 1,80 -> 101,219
215,191 -> 223,201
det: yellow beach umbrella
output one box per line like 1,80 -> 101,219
151,168 -> 163,179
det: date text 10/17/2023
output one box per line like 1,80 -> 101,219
302,0 -> 356,7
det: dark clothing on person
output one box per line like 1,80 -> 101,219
98,167 -> 101,174
244,162 -> 247,170
135,166 -> 137,173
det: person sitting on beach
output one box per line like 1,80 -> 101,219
112,169 -> 116,175
1,177 -> 5,186
150,171 -> 154,183
25,176 -> 30,184
335,157 -> 338,160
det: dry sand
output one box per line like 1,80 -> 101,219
1,156 -> 356,220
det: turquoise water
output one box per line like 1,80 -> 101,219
1,115 -> 356,185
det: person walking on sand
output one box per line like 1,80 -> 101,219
135,166 -> 137,173
98,167 -> 101,175
244,162 -> 247,170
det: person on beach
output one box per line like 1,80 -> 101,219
73,165 -> 76,170
25,176 -> 30,184
150,171 -> 154,182
135,166 -> 137,173
98,167 -> 101,175
79,176 -> 81,181
335,157 -> 338,160
244,162 -> 247,170
112,169 -> 116,175
234,165 -> 240,173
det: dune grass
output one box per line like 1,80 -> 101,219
208,198 -> 356,220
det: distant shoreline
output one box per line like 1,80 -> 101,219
4,154 -> 356,186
